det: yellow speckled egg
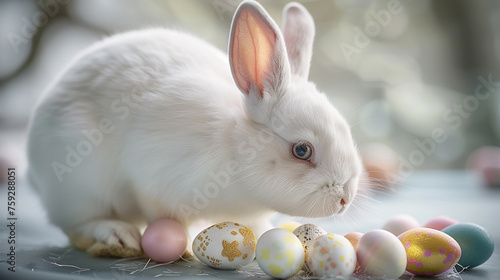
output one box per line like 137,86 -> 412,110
192,222 -> 256,269
398,228 -> 461,276
306,233 -> 357,278
256,228 -> 304,279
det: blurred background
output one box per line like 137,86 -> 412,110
1,0 -> 499,186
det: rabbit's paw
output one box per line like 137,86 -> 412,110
69,220 -> 144,258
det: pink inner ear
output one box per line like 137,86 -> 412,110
231,8 -> 276,96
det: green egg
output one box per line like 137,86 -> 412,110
442,223 -> 494,268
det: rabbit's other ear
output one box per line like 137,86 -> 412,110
229,1 -> 291,98
282,2 -> 315,80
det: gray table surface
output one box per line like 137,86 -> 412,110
1,169 -> 499,280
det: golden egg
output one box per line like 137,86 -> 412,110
398,228 -> 461,276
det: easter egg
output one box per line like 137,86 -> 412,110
192,222 -> 256,269
256,228 -> 304,279
424,216 -> 459,230
398,228 -> 461,276
293,223 -> 327,271
306,233 -> 356,278
142,219 -> 187,263
442,223 -> 494,268
344,232 -> 363,250
383,214 -> 420,236
357,229 -> 407,278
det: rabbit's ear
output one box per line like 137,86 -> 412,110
282,2 -> 315,80
229,1 -> 290,98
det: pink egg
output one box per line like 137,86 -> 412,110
142,219 -> 187,263
383,214 -> 420,236
424,216 -> 458,231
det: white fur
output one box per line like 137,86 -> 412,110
27,1 -> 363,257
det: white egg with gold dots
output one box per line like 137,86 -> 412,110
306,233 -> 357,278
192,222 -> 256,269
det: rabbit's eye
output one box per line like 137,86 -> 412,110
291,141 -> 313,161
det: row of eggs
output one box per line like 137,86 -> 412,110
141,216 -> 494,279
382,214 -> 495,269
191,222 -> 358,278
190,217 -> 494,279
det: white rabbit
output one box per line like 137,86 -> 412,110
27,1 -> 363,258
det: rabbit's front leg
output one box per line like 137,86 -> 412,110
68,219 -> 144,258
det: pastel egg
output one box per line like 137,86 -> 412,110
192,222 -> 256,269
256,228 -> 304,279
383,214 -> 420,236
306,233 -> 356,278
398,228 -> 461,276
293,223 -> 327,271
442,223 -> 494,268
141,219 -> 187,263
357,229 -> 407,278
424,216 -> 459,230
